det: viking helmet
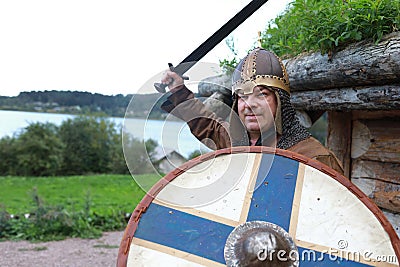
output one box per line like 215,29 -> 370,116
229,48 -> 310,148
231,48 -> 289,136
232,48 -> 290,95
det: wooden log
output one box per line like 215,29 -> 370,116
198,74 -> 231,97
285,31 -> 400,91
374,190 -> 400,215
352,110 -> 400,120
351,119 -> 400,163
291,84 -> 400,111
374,184 -> 400,214
350,116 -> 400,215
327,111 -> 352,178
352,159 -> 400,185
351,174 -> 400,213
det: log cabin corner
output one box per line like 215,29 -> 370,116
288,32 -> 400,236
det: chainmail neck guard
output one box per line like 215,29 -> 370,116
275,89 -> 311,149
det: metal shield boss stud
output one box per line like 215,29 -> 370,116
224,221 -> 299,267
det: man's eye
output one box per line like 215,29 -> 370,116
238,95 -> 248,100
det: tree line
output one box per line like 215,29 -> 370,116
0,90 -> 165,118
0,115 -> 158,176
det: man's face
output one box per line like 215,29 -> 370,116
237,86 -> 277,136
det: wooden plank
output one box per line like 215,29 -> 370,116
374,187 -> 400,215
291,85 -> 400,111
351,119 -> 400,163
285,31 -> 400,91
352,110 -> 400,120
352,177 -> 400,213
327,111 -> 352,177
374,180 -> 400,214
352,159 -> 400,213
352,159 -> 400,185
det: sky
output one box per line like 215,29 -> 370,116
0,0 -> 292,97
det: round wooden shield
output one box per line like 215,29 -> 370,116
117,147 -> 400,266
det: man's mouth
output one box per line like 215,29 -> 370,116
245,114 -> 259,120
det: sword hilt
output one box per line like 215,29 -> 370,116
154,63 -> 189,93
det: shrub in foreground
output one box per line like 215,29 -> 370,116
0,189 -> 128,241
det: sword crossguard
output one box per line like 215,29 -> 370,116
154,63 -> 189,93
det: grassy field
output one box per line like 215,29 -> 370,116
0,174 -> 160,215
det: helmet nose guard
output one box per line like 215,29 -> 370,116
232,48 -> 290,95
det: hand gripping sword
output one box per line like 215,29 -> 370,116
154,0 -> 269,93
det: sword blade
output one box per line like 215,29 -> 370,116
155,0 -> 268,92
174,0 -> 269,75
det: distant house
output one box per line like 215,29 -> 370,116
153,147 -> 187,174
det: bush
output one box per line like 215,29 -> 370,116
0,205 -> 12,239
0,188 -> 130,241
15,123 -> 63,176
0,137 -> 18,175
260,0 -> 399,57
220,0 -> 399,71
59,115 -> 118,175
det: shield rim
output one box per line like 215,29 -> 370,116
117,146 -> 400,267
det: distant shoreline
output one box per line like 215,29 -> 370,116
0,90 -> 165,120
0,107 -> 125,118
0,108 -> 176,123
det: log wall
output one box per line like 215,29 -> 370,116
327,111 -> 352,177
291,84 -> 400,111
198,32 -> 400,232
328,110 -> 400,234
350,112 -> 400,212
286,32 -> 400,231
285,31 -> 400,91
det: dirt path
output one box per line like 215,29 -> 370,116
0,231 -> 124,267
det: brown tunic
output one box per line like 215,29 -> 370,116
161,86 -> 344,175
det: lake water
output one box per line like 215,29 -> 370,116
0,110 -> 209,158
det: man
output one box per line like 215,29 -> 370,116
160,48 -> 344,174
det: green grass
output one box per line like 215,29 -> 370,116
261,0 -> 399,57
0,174 -> 159,215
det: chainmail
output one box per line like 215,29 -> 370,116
275,89 -> 311,149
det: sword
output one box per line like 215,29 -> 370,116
154,0 -> 269,93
